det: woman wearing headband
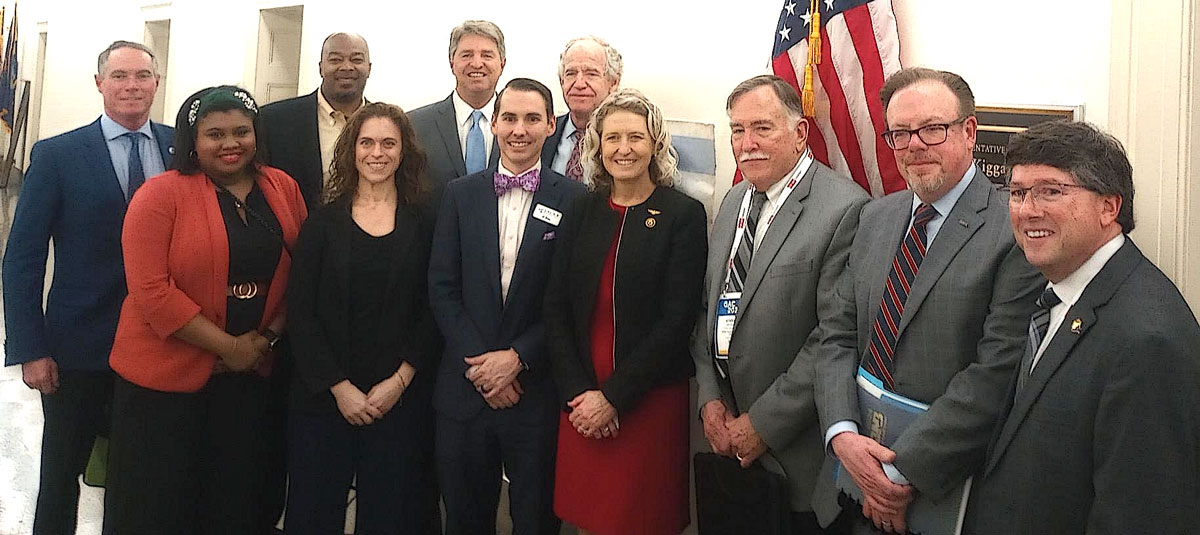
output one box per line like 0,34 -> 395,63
284,103 -> 440,534
103,85 -> 308,534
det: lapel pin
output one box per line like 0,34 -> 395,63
1070,318 -> 1083,334
648,209 -> 661,215
645,217 -> 657,228
958,218 -> 968,227
168,146 -> 176,155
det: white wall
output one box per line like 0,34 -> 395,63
893,0 -> 1111,127
19,0 -> 1113,205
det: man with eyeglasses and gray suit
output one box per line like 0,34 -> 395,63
810,67 -> 1042,534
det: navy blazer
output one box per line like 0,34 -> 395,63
260,90 -> 323,210
428,165 -> 586,421
3,118 -> 174,370
408,93 -> 500,208
540,114 -> 572,171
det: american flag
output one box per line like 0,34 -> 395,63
771,0 -> 904,197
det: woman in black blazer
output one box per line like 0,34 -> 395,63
284,103 -> 440,534
545,89 -> 707,534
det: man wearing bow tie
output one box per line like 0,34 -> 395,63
429,78 -> 586,535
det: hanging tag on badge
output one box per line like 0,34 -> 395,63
715,292 -> 741,358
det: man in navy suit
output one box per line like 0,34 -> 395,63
409,20 -> 505,204
541,35 -> 622,182
429,78 -> 586,535
2,40 -> 173,535
261,32 -> 371,210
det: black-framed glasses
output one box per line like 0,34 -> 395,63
1000,183 -> 1090,206
881,117 -> 968,150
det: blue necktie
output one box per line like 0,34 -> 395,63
124,132 -> 147,202
465,110 -> 486,174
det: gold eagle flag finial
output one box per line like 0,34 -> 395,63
801,0 -> 821,117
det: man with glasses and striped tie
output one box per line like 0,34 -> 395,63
2,40 -> 173,535
693,75 -> 869,533
811,67 -> 1043,534
962,121 -> 1200,534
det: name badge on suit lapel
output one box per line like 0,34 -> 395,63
532,203 -> 562,226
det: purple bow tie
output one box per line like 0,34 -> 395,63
493,168 -> 540,196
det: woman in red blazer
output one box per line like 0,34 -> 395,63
103,86 -> 307,534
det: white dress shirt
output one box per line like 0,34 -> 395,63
746,150 -> 815,251
497,161 -> 538,302
1031,233 -> 1125,371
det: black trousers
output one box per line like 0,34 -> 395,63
284,393 -> 436,535
103,373 -> 272,535
33,369 -> 113,535
436,407 -> 559,535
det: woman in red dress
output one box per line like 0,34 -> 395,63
545,88 -> 708,534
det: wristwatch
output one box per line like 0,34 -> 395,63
261,328 -> 281,350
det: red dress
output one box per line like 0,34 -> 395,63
554,201 -> 691,535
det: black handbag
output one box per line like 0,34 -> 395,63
694,452 -> 794,535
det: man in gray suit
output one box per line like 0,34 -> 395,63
693,75 -> 869,533
811,68 -> 1043,533
963,121 -> 1200,534
409,20 -> 504,203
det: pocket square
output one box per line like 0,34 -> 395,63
542,231 -> 556,241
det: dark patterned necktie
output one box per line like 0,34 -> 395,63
862,203 -> 938,390
728,191 -> 768,293
1016,287 -> 1062,394
565,131 -> 584,182
124,132 -> 147,201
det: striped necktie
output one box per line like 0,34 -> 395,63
728,191 -> 768,293
1017,287 -> 1062,394
862,203 -> 938,390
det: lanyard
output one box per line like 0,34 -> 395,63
723,151 -> 814,288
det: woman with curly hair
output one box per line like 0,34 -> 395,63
284,102 -> 440,534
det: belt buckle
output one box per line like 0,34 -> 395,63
231,282 -> 258,300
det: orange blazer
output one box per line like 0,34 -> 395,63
110,166 -> 308,392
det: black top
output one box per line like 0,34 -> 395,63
219,184 -> 282,336
347,224 -> 396,390
544,186 -> 708,414
287,198 -> 440,414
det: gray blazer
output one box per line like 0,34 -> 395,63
693,161 -> 869,512
812,168 -> 1043,524
407,93 -> 500,205
964,238 -> 1200,534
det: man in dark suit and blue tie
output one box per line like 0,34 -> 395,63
409,20 -> 504,204
429,78 -> 586,535
2,40 -> 173,535
540,35 -> 622,183
963,120 -> 1200,534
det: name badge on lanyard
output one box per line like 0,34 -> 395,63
715,292 -> 741,360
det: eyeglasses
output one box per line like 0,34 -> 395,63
880,117 -> 968,150
1001,183 -> 1090,206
